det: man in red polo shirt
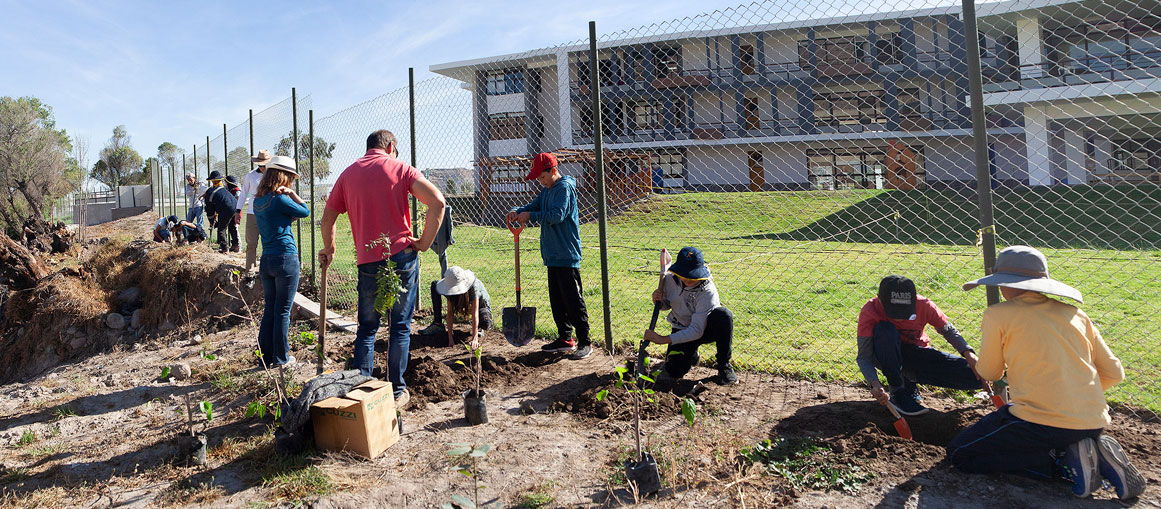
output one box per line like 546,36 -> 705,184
319,129 -> 446,408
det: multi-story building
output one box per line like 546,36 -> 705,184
431,0 -> 1161,195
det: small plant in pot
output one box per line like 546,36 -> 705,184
180,393 -> 213,466
456,343 -> 487,425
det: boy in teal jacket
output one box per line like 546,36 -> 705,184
506,152 -> 592,360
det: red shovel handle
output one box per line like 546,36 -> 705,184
508,219 -> 525,237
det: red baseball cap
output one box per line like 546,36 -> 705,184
525,152 -> 557,180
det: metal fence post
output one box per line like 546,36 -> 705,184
169,158 -> 176,218
193,144 -> 198,180
309,109 -> 316,290
183,153 -> 188,215
962,0 -> 1000,307
152,157 -> 158,217
223,124 -> 229,178
292,87 -> 302,268
249,109 -> 255,172
408,67 -> 421,310
589,21 -> 614,353
206,136 -> 211,175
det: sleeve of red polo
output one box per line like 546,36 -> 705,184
856,300 -> 878,338
923,299 -> 951,330
325,174 -> 347,214
403,164 -> 420,192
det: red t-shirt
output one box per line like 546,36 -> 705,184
325,149 -> 419,265
856,295 -> 950,348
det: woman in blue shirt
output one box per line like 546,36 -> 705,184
253,155 -> 310,367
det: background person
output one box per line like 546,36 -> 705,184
184,173 -> 207,228
505,152 -> 592,360
433,266 -> 493,348
235,149 -> 270,273
319,129 -> 446,409
253,155 -> 310,368
203,170 -> 239,254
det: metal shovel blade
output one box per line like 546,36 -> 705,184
502,306 -> 536,347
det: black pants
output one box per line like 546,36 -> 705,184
429,281 -> 494,330
216,217 -> 239,253
664,307 -> 733,377
547,267 -> 590,346
872,321 -> 980,398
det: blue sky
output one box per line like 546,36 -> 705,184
2,0 -> 783,178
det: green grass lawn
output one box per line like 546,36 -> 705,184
292,187 -> 1161,414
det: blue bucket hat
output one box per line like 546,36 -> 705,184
668,246 -> 710,280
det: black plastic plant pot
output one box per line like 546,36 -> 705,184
625,452 -> 662,497
182,433 -> 207,466
464,390 -> 489,425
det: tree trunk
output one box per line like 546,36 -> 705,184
0,233 -> 48,290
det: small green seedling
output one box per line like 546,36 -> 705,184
596,361 -> 662,464
199,400 -> 213,423
51,405 -> 77,421
160,366 -> 171,379
681,398 -> 697,427
16,430 -> 36,447
298,331 -> 316,346
200,350 -> 217,361
443,442 -> 496,509
453,343 -> 484,397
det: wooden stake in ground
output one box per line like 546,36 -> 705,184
317,260 -> 329,376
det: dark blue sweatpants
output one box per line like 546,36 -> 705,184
872,321 -> 979,397
947,405 -> 1101,478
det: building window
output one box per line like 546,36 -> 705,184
876,34 -> 904,65
654,46 -> 681,78
813,90 -> 886,126
804,36 -> 870,66
650,149 -> 685,180
740,44 -> 756,74
488,112 -> 526,140
744,97 -> 760,130
1061,19 -> 1161,72
674,97 -> 687,129
807,148 -> 914,190
631,101 -> 662,131
485,69 -> 525,96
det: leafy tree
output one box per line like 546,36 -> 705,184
445,177 -> 457,195
0,96 -> 73,236
274,131 -> 336,180
91,125 -> 144,190
157,142 -> 184,173
213,147 -> 251,176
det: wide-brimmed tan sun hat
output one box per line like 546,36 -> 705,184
436,266 -> 475,296
266,155 -> 298,176
251,149 -> 272,165
962,245 -> 1082,302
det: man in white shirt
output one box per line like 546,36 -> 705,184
235,149 -> 271,271
184,173 -> 207,228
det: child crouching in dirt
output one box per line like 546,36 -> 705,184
856,275 -> 982,416
431,266 -> 493,349
644,246 -> 737,386
949,246 -> 1143,500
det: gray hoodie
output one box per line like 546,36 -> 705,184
658,270 -> 721,345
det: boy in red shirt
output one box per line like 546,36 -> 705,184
856,275 -> 981,415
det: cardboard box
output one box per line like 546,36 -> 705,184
310,380 -> 400,459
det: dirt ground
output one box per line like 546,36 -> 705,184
1,213 -> 1160,508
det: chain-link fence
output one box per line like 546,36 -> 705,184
160,0 -> 1161,416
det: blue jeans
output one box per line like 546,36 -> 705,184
871,321 -> 980,398
186,206 -> 204,228
947,405 -> 1101,478
354,248 -> 419,396
258,253 -> 300,366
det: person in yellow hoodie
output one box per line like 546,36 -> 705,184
948,246 -> 1144,500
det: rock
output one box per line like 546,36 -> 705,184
130,310 -> 143,329
171,363 -> 192,381
106,313 -> 126,330
104,374 -> 118,387
117,287 -> 142,306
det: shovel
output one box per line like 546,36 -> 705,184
886,403 -> 914,440
502,220 -> 536,346
317,260 -> 329,376
636,249 -> 671,377
982,381 -> 1005,409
